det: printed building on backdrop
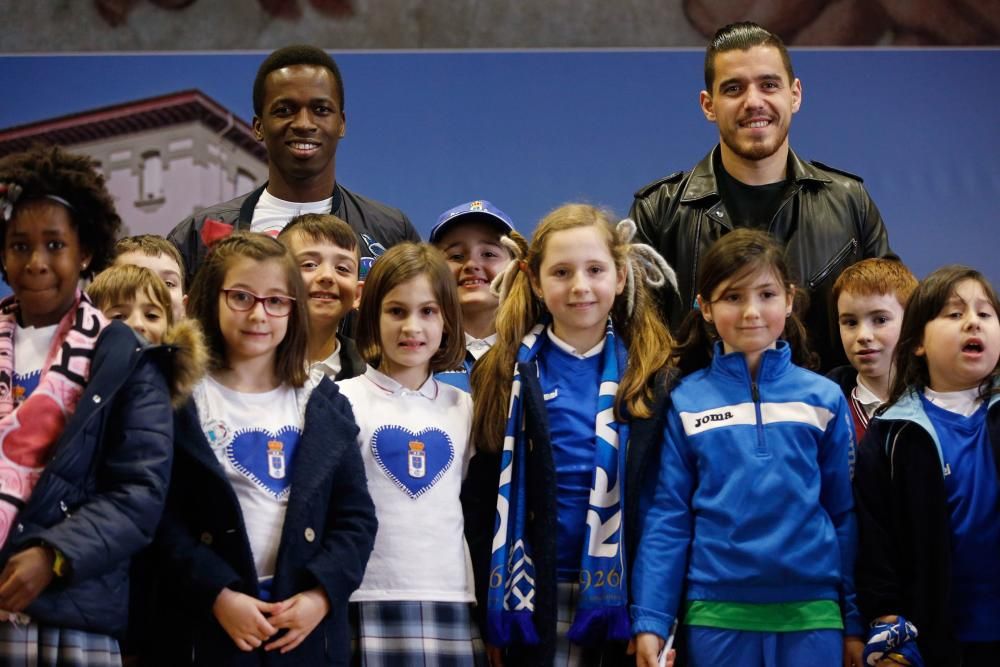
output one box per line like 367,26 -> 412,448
0,90 -> 266,237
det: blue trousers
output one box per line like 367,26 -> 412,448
686,626 -> 843,667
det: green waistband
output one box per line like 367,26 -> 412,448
683,600 -> 844,632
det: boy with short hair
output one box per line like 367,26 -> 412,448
114,234 -> 187,322
88,264 -> 172,345
828,258 -> 918,438
278,213 -> 365,380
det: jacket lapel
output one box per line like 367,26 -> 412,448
284,378 -> 358,519
50,323 -> 138,460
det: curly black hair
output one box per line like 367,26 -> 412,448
0,145 -> 122,282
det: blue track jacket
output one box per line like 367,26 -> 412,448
630,342 -> 863,639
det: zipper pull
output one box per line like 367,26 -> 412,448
751,382 -> 760,403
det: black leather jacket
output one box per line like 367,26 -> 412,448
630,146 -> 893,371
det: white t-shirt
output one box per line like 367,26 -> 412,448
924,386 -> 983,418
13,323 -> 58,404
251,189 -> 333,237
194,376 -> 308,580
338,366 -> 475,603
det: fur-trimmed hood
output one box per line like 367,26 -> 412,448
157,318 -> 208,407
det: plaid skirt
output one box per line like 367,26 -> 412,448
350,599 -> 487,667
0,621 -> 122,667
553,582 -> 607,667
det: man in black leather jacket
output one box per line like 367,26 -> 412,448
630,22 -> 892,371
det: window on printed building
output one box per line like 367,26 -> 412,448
140,151 -> 164,201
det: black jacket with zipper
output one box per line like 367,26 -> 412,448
630,146 -> 892,371
855,389 -> 1000,666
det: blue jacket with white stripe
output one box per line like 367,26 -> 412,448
630,341 -> 863,639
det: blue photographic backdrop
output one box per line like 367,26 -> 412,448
1,48 -> 997,295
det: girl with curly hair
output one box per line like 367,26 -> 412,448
0,145 -> 178,666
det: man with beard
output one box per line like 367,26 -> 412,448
630,22 -> 892,371
169,44 -> 419,287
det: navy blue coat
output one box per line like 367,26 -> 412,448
0,322 -> 174,637
153,376 -> 377,666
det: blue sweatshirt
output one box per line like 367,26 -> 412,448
630,341 -> 863,638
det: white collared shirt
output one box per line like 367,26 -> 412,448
337,365 -> 475,602
308,339 -> 342,379
547,328 -> 605,359
464,332 -> 497,361
853,375 -> 885,419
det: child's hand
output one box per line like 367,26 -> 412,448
264,586 -> 330,653
633,632 -> 666,667
212,587 -> 277,652
486,644 -> 505,667
863,615 -> 922,667
0,546 -> 56,612
844,635 -> 865,666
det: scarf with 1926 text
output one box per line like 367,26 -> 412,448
487,318 -> 631,647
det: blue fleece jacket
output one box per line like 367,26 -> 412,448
630,342 -> 863,639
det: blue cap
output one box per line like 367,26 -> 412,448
429,200 -> 514,243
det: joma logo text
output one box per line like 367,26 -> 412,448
694,411 -> 733,428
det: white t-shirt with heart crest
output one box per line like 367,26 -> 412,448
338,365 -> 474,603
195,376 -> 310,582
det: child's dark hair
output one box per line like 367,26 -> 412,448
0,145 -> 121,282
277,213 -> 359,263
354,242 -> 465,373
187,232 -> 309,387
87,264 -> 175,327
114,234 -> 187,290
672,229 -> 816,376
886,265 -> 1000,406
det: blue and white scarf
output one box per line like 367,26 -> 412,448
487,319 -> 631,647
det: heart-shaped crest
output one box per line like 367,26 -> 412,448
370,425 -> 454,499
226,426 -> 302,499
